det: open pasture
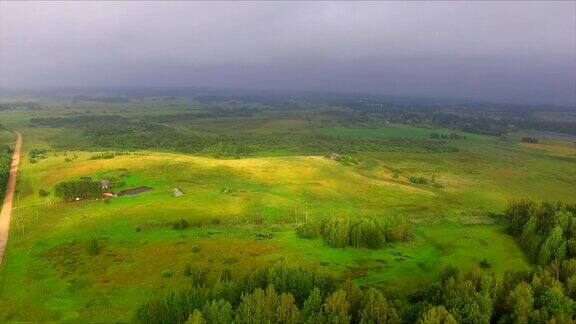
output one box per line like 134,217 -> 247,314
0,100 -> 575,321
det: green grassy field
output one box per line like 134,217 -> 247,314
0,101 -> 575,321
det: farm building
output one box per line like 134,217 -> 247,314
172,188 -> 184,197
100,179 -> 111,190
327,152 -> 341,160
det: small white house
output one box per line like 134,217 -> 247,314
172,188 -> 184,197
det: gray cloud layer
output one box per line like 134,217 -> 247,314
1,1 -> 575,106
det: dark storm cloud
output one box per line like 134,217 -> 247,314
1,1 -> 575,106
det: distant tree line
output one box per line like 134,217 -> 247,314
72,95 -> 130,103
328,97 -> 576,136
430,132 -> 467,140
54,179 -> 103,201
0,145 -> 12,200
139,107 -> 260,122
296,215 -> 411,248
89,152 -> 116,160
522,137 -> 539,143
409,176 -> 429,185
0,101 -> 42,111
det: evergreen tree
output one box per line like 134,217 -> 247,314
236,286 -> 276,323
343,279 -> 364,321
439,276 -> 492,324
186,310 -> 205,324
520,214 -> 540,259
325,217 -> 350,248
276,293 -> 301,324
324,289 -> 351,324
506,282 -> 534,324
417,306 -> 457,324
538,286 -> 574,316
359,288 -> 400,324
303,288 -> 325,323
539,226 -> 567,266
202,299 -> 233,324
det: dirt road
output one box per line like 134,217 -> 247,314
0,131 -> 22,264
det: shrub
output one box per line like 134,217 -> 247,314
38,189 -> 50,197
324,217 -> 350,248
161,269 -> 174,278
184,264 -> 208,287
382,215 -> 412,242
336,154 -> 359,166
349,218 -> 386,248
219,269 -> 232,282
89,152 -> 116,160
409,176 -> 429,185
85,238 -> 101,256
183,263 -> 192,276
522,137 -> 538,143
28,148 -> 47,163
296,221 -> 323,240
172,219 -> 190,230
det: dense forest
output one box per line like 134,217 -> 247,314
0,101 -> 41,111
136,261 -> 576,324
0,144 -> 12,200
136,201 -> 576,323
197,93 -> 576,136
505,201 -> 576,266
30,115 -> 458,157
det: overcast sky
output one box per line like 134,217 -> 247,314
1,1 -> 575,106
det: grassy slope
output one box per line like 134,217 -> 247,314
0,106 -> 575,321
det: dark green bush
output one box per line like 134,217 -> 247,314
28,148 -> 48,162
85,238 -> 101,256
409,176 -> 429,185
296,221 -> 323,240
184,264 -> 208,287
324,217 -> 350,248
172,219 -> 190,230
161,269 -> 174,278
89,152 -> 116,160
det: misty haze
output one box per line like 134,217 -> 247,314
2,1 -> 575,106
0,1 -> 575,323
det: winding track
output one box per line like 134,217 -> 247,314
0,131 -> 22,265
